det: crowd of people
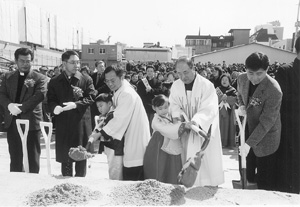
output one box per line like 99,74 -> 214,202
0,36 -> 299,194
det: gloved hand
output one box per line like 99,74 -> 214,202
8,103 -> 22,116
53,105 -> 64,115
239,143 -> 251,157
237,105 -> 246,116
62,102 -> 76,111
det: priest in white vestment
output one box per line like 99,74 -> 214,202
169,57 -> 224,187
88,66 -> 151,180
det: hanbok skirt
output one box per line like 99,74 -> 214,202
143,131 -> 182,184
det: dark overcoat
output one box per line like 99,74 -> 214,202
275,58 -> 300,194
47,71 -> 95,163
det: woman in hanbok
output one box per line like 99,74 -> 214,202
216,74 -> 237,148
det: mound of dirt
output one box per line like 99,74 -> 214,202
0,172 -> 299,206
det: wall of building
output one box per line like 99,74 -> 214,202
0,0 -> 88,51
232,30 -> 250,46
0,40 -> 62,69
171,45 -> 193,59
193,43 -> 295,65
125,49 -> 172,62
81,44 -> 122,69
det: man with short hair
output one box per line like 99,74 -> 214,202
39,66 -> 48,77
47,50 -> 96,177
169,56 -> 224,187
88,65 -> 150,181
137,65 -> 165,133
237,52 -> 282,190
275,36 -> 300,194
0,48 -> 48,173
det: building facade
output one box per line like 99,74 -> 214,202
125,48 -> 172,62
185,29 -> 250,55
81,43 -> 123,70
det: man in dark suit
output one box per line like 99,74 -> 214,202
90,61 -> 110,128
0,48 -> 48,173
237,52 -> 282,190
137,65 -> 166,133
275,36 -> 300,194
47,50 -> 96,177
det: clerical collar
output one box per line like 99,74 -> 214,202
19,71 -> 29,76
184,73 -> 196,91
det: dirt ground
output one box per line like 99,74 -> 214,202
0,131 -> 299,206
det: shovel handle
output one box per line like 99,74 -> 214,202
40,122 -> 53,175
16,119 -> 30,173
234,110 -> 247,168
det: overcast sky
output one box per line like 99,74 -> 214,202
28,0 -> 299,47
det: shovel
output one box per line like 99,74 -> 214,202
40,122 -> 53,175
16,119 -> 29,173
177,112 -> 212,187
232,110 -> 257,189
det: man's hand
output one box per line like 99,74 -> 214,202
62,102 -> 76,111
237,105 -> 246,116
8,103 -> 22,116
53,106 -> 64,115
239,143 -> 251,157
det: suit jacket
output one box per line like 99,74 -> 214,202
0,70 -> 47,130
136,77 -> 165,113
237,73 -> 282,157
91,72 -> 110,95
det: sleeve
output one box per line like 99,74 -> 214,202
0,73 -> 11,109
246,84 -> 282,148
19,75 -> 47,113
47,79 -> 59,114
101,91 -> 135,140
169,83 -> 184,119
74,76 -> 96,113
152,115 -> 182,139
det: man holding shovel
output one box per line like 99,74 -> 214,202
237,52 -> 282,190
0,48 -> 47,173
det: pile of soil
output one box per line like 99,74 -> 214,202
109,179 -> 185,206
26,183 -> 101,206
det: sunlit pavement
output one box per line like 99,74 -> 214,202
0,131 -> 239,188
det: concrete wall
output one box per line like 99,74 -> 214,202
193,43 -> 295,65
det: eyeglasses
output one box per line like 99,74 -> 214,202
66,61 -> 81,65
18,59 -> 32,64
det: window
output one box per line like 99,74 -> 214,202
88,48 -> 94,54
99,48 -> 106,54
212,43 -> 217,47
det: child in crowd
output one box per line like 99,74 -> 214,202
143,94 -> 188,184
88,93 -> 124,180
216,74 -> 237,148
